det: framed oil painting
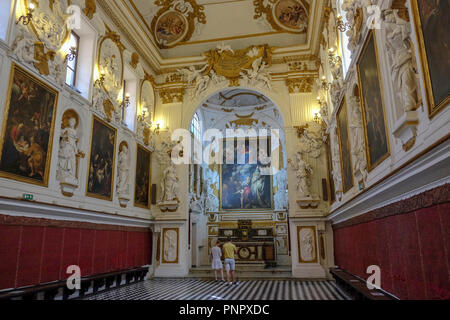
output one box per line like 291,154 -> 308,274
274,0 -> 309,32
153,10 -> 188,48
411,0 -> 450,117
325,135 -> 335,203
0,64 -> 58,186
357,31 -> 390,171
86,116 -> 117,201
220,137 -> 273,211
336,98 -> 354,193
134,143 -> 151,209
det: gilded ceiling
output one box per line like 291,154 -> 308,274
125,0 -> 317,59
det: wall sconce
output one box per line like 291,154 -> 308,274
123,93 -> 130,108
94,70 -> 105,86
320,76 -> 331,91
336,15 -> 352,33
154,122 -> 160,134
64,46 -> 77,63
16,3 -> 35,25
313,112 -> 321,124
328,49 -> 342,67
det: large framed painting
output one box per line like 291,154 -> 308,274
357,31 -> 390,171
86,116 -> 117,201
220,137 -> 273,211
336,97 -> 354,193
0,64 -> 58,186
134,143 -> 151,208
325,135 -> 336,203
411,0 -> 450,117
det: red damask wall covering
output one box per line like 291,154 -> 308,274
0,214 -> 152,290
333,184 -> 450,300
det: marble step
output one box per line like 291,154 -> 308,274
188,266 -> 293,279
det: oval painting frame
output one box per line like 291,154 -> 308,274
154,10 -> 189,47
272,0 -> 308,33
140,79 -> 155,121
97,36 -> 124,102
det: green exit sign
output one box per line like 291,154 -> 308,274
23,194 -> 33,201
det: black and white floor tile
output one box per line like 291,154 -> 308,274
83,279 -> 351,300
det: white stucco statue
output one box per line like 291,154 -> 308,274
57,117 -> 79,185
160,164 -> 179,202
384,9 -> 418,112
331,132 -> 343,198
274,168 -> 288,210
12,29 -> 36,65
116,144 -> 130,197
348,95 -> 368,181
289,152 -> 313,198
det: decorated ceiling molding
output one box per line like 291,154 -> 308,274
253,0 -> 310,33
150,0 -> 206,49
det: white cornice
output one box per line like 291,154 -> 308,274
0,197 -> 153,228
328,139 -> 450,225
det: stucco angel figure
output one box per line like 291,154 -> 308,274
384,9 -> 418,112
116,145 -> 130,196
288,152 -> 313,198
178,64 -> 210,96
12,29 -> 37,64
160,164 -> 179,202
57,117 -> 79,184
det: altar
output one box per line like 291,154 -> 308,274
217,220 -> 276,265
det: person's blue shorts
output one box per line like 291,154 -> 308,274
224,258 -> 235,271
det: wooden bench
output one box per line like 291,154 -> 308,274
330,267 -> 396,300
0,266 -> 149,300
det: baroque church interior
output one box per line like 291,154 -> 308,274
0,0 -> 448,303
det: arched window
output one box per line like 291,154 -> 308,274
190,112 -> 202,142
337,0 -> 352,76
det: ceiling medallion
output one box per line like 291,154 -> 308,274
151,0 -> 206,49
253,0 -> 310,33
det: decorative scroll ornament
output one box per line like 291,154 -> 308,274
151,0 -> 206,49
286,77 -> 314,93
253,0 -> 309,33
25,0 -> 71,52
341,0 -> 363,54
203,44 -> 272,86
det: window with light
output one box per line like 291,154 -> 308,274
190,112 -> 202,142
65,32 -> 80,87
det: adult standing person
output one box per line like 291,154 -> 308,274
211,241 -> 224,282
223,237 -> 238,286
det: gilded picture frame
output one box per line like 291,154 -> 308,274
86,116 -> 117,201
134,143 -> 152,209
336,97 -> 354,193
410,0 -> 450,118
356,30 -> 390,172
219,137 -> 274,212
162,228 -> 179,264
0,63 -> 58,187
324,134 -> 336,203
297,226 -> 318,264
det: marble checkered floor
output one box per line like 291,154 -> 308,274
83,279 -> 351,300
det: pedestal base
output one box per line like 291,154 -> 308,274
158,200 -> 179,212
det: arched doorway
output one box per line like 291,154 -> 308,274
187,88 -> 292,278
